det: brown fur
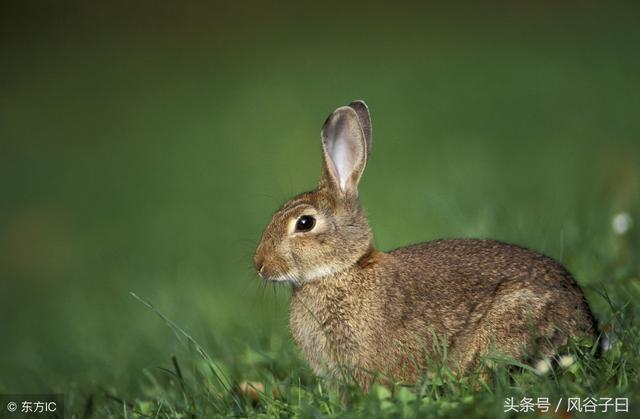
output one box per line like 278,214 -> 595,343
254,101 -> 597,391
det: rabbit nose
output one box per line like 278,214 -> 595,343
253,254 -> 265,277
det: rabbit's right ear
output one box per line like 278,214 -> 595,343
320,106 -> 368,199
348,100 -> 372,159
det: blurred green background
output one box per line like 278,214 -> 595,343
1,0 -> 639,402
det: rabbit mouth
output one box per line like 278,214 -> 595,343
261,264 -> 342,285
261,271 -> 300,284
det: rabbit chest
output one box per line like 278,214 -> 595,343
288,273 -> 378,375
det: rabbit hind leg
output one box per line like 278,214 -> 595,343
447,288 -> 559,378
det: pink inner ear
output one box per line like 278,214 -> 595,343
322,107 -> 365,193
330,132 -> 356,191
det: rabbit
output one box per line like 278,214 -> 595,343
253,100 -> 598,391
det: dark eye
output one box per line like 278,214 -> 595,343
295,215 -> 316,232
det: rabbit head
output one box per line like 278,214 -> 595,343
254,101 -> 374,284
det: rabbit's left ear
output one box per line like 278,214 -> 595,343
320,105 -> 368,198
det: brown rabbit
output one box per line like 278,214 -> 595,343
253,100 -> 598,390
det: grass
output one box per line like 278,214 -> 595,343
1,2 -> 639,418
84,284 -> 640,418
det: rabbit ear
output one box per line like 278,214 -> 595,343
348,100 -> 371,159
320,105 -> 368,197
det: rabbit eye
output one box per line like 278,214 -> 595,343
295,215 -> 316,232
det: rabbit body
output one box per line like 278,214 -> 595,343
254,101 -> 597,390
290,238 -> 596,389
